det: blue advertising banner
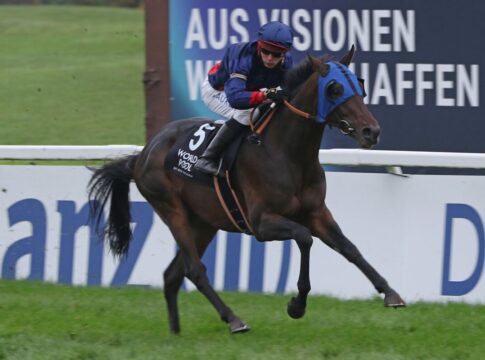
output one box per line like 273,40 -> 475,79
169,1 -> 483,152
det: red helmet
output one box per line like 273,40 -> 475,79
257,21 -> 293,52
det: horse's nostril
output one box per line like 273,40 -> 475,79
363,127 -> 380,139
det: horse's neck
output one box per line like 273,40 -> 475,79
268,73 -> 323,164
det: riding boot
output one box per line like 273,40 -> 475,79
194,119 -> 245,176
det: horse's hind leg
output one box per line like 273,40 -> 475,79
162,208 -> 249,334
310,207 -> 406,307
163,223 -> 219,334
163,251 -> 184,334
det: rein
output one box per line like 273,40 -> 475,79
250,100 -> 327,136
250,100 -> 324,136
282,100 -> 354,134
249,105 -> 277,135
261,100 -> 356,136
283,100 -> 319,121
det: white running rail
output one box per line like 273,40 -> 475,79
318,149 -> 485,169
1,145 -> 485,168
0,145 -> 142,160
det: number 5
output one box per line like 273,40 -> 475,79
189,123 -> 216,151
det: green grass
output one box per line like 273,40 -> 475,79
0,5 -> 145,145
1,280 -> 485,359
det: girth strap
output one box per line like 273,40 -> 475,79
213,171 -> 253,235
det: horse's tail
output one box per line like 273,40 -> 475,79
88,155 -> 138,257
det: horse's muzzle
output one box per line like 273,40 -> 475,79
361,126 -> 380,148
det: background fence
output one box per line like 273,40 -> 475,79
2,146 -> 485,304
3,145 -> 485,169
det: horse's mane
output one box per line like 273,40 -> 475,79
285,54 -> 331,100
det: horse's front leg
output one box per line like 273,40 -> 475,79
309,207 -> 406,307
254,213 -> 313,319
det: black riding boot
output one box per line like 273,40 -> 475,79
194,119 -> 245,176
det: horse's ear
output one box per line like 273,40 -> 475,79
339,45 -> 355,66
307,52 -> 329,76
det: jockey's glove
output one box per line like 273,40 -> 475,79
265,88 -> 287,104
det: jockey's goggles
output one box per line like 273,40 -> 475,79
257,40 -> 288,59
260,48 -> 283,58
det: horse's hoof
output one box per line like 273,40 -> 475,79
229,318 -> 251,334
384,290 -> 406,308
169,324 -> 181,335
287,297 -> 306,319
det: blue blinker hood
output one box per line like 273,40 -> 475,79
316,62 -> 365,123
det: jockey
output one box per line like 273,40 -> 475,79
194,21 -> 294,176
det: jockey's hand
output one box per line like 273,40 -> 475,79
265,88 -> 287,104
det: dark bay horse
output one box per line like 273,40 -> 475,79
88,46 -> 405,335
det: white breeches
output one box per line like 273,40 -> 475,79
201,78 -> 257,125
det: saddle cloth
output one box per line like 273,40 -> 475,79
164,120 -> 252,234
164,120 -> 248,185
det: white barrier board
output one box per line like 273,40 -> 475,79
1,165 -> 485,304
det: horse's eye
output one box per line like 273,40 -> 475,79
326,81 -> 344,100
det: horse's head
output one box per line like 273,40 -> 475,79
308,46 -> 380,148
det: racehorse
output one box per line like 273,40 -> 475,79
88,46 -> 405,335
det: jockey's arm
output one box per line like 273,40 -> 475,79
224,75 -> 266,110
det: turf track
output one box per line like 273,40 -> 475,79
1,280 -> 485,359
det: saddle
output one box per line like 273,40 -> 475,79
164,121 -> 247,184
164,105 -> 278,235
164,120 -> 252,233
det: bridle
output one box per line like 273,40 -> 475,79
283,100 -> 356,136
250,62 -> 365,137
249,99 -> 356,137
281,61 -> 367,135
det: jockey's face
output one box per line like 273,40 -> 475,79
260,48 -> 284,69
